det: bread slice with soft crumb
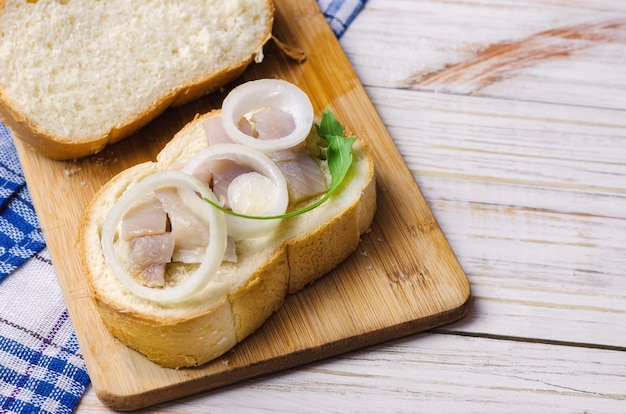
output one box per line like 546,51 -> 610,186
0,0 -> 274,160
78,109 -> 376,368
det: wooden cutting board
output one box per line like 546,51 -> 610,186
13,0 -> 471,411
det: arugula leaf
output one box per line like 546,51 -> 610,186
317,107 -> 345,137
322,112 -> 356,196
204,108 -> 356,220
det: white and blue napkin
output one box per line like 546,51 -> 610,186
0,1 -> 366,412
319,0 -> 367,38
0,124 -> 89,414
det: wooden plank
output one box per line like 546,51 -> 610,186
12,0 -> 470,411
367,88 -> 626,216
76,333 -> 626,413
341,0 -> 626,109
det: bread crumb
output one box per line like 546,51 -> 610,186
63,166 -> 82,176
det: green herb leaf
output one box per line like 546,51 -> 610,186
317,107 -> 345,137
317,109 -> 357,197
204,108 -> 355,220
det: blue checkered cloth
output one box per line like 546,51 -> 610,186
318,0 -> 367,38
0,124 -> 90,414
0,1 -> 365,412
0,127 -> 46,281
0,248 -> 89,414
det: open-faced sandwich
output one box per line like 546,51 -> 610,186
79,79 -> 377,368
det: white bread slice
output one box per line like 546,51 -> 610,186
78,109 -> 376,368
0,0 -> 274,160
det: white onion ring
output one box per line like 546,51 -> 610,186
101,170 -> 227,304
221,79 -> 314,153
182,143 -> 289,239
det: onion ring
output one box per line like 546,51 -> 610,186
101,170 -> 227,304
221,79 -> 314,152
182,143 -> 289,239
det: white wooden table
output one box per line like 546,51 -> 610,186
77,1 -> 626,412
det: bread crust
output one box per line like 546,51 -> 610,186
79,110 -> 376,368
0,0 -> 274,160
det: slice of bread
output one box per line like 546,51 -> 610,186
78,109 -> 376,368
0,0 -> 274,160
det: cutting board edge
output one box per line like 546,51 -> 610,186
92,291 -> 473,411
9,0 -> 474,409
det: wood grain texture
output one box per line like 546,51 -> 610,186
67,0 -> 626,410
12,0 -> 470,411
77,333 -> 626,413
342,0 -> 626,109
342,0 -> 626,350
